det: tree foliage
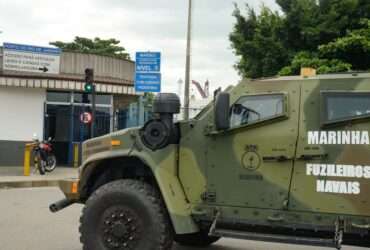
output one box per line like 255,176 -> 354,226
50,37 -> 130,60
230,5 -> 288,78
279,52 -> 352,75
230,0 -> 370,78
143,92 -> 155,107
319,20 -> 370,70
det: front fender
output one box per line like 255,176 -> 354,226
79,146 -> 199,234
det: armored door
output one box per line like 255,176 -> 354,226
289,78 -> 370,216
206,81 -> 300,209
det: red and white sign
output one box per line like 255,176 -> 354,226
80,112 -> 93,124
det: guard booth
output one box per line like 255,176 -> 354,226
44,91 -> 113,165
44,92 -> 153,166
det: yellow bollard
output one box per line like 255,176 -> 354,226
73,143 -> 80,168
23,143 -> 34,176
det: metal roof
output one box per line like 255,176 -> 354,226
0,75 -> 137,95
0,46 -> 138,95
257,72 -> 370,82
0,47 -> 135,83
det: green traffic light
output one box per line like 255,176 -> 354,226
85,83 -> 93,92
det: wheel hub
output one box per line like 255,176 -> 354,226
101,207 -> 140,249
111,222 -> 128,238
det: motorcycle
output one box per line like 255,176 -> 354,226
32,136 -> 57,175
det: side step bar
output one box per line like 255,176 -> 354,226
210,229 -> 337,249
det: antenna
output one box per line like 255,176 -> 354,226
184,0 -> 193,120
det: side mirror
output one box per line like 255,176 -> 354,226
214,92 -> 230,131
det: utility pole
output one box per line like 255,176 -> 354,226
184,0 -> 192,120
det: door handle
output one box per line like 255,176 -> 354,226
297,154 -> 328,161
267,215 -> 284,222
263,156 -> 291,162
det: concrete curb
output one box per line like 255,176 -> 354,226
0,180 -> 61,189
0,167 -> 78,190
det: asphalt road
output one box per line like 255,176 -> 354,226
0,187 -> 366,250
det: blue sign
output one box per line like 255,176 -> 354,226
136,52 -> 161,72
3,42 -> 61,55
3,42 -> 61,74
135,73 -> 161,92
135,52 -> 161,93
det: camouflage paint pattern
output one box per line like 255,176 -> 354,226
75,73 -> 370,235
80,128 -> 198,234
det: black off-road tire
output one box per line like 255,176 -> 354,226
175,231 -> 220,247
79,179 -> 173,250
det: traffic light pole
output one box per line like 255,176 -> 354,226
91,84 -> 96,138
84,68 -> 96,139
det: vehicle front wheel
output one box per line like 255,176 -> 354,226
80,179 -> 173,250
34,155 -> 45,175
175,231 -> 220,247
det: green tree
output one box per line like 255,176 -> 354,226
319,20 -> 370,70
280,20 -> 370,75
50,37 -> 130,60
143,92 -> 155,107
230,5 -> 288,78
231,0 -> 370,78
279,51 -> 352,75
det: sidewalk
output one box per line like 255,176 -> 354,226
0,166 -> 78,189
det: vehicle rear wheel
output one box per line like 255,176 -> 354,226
79,179 -> 173,250
175,231 -> 221,247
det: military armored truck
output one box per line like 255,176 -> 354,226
51,73 -> 370,250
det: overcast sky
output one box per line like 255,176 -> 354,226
0,0 -> 279,94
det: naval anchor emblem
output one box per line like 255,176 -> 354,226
242,145 -> 261,171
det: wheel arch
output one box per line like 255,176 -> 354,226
79,154 -> 199,235
79,156 -> 153,199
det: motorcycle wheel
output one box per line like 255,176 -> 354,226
45,155 -> 57,172
36,155 -> 46,175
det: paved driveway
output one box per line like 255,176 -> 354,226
0,187 -> 364,250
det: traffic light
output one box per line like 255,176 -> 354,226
84,83 -> 93,92
84,68 -> 94,93
83,68 -> 96,138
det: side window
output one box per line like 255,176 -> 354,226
230,94 -> 285,128
322,92 -> 370,124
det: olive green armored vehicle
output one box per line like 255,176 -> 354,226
51,73 -> 370,250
